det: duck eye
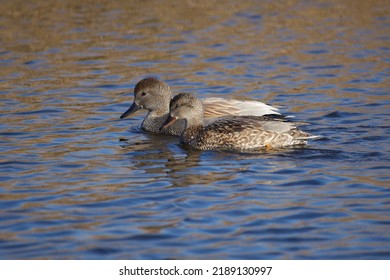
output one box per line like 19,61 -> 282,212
141,91 -> 147,97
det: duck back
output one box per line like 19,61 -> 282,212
182,116 -> 312,151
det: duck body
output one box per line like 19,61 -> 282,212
162,93 -> 316,151
120,77 -> 280,136
181,116 -> 311,151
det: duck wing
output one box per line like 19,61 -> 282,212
205,116 -> 315,138
203,116 -> 279,133
202,97 -> 280,118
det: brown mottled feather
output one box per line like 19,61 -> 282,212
165,93 -> 317,151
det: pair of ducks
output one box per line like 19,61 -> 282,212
120,78 -> 316,151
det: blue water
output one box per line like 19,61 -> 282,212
0,0 -> 389,259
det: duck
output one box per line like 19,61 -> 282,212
160,93 -> 316,151
120,77 -> 280,136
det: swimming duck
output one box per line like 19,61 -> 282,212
160,93 -> 316,151
120,77 -> 280,136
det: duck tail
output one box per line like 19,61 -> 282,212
296,134 -> 323,141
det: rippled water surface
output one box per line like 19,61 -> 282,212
1,0 -> 390,259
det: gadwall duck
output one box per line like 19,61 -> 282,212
161,93 -> 316,151
120,77 -> 280,136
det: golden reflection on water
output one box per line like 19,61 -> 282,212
1,0 -> 388,189
1,0 -> 389,258
1,0 -> 388,87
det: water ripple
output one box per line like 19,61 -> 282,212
1,0 -> 389,260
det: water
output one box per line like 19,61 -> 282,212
1,0 -> 389,259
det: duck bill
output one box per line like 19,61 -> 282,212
120,102 -> 141,119
160,116 -> 177,131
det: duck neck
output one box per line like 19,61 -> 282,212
147,109 -> 169,119
143,99 -> 171,131
146,90 -> 172,118
142,112 -> 170,133
181,118 -> 204,141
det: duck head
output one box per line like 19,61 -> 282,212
160,93 -> 204,131
120,77 -> 172,119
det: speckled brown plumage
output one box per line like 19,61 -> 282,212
162,93 -> 316,151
